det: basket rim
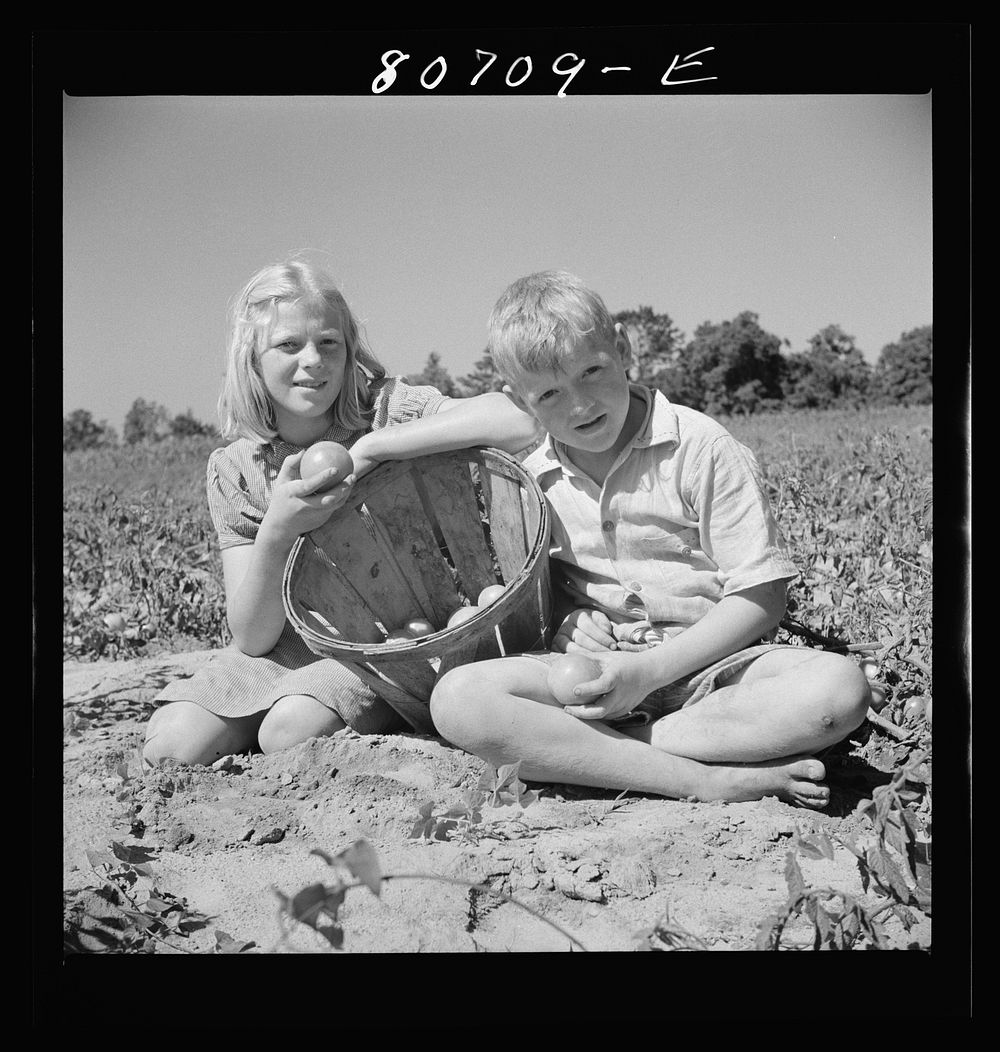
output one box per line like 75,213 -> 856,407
282,446 -> 549,662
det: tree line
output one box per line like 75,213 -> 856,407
63,398 -> 218,451
407,311 -> 933,418
63,312 -> 932,451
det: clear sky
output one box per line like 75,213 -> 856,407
62,93 -> 932,433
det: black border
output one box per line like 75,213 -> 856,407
39,23 -> 972,1029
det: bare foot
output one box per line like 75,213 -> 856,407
698,756 -> 829,809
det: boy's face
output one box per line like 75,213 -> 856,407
503,325 -> 632,454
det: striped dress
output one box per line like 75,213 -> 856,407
153,376 -> 448,734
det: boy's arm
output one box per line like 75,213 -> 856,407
568,578 -> 788,720
349,392 -> 542,474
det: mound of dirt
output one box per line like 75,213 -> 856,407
63,651 -> 930,955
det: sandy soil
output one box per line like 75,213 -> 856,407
62,650 -> 930,956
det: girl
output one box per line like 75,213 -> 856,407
143,260 -> 540,766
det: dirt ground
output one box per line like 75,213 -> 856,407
62,650 -> 930,955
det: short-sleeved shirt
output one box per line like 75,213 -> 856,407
523,384 -> 798,635
208,375 -> 448,549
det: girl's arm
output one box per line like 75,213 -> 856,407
223,451 -> 356,656
349,391 -> 542,475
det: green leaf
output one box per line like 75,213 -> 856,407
796,835 -> 826,860
784,851 -> 806,901
214,931 -> 255,953
339,840 -> 382,896
110,841 -> 157,864
86,848 -> 116,871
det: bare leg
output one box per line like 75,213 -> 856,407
639,649 -> 870,762
257,694 -> 347,753
430,658 -> 833,807
143,701 -> 265,767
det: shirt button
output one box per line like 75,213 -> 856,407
681,546 -> 692,556
629,582 -> 643,592
602,520 -> 614,532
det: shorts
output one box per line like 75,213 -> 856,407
524,643 -> 805,726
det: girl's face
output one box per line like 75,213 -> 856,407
258,300 -> 349,444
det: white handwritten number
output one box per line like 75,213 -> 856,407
505,55 -> 533,87
471,49 -> 498,86
661,47 -> 717,87
373,50 -> 411,94
552,52 -> 585,97
421,55 -> 447,90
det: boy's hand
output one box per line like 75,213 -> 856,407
561,650 -> 659,722
553,608 -> 618,653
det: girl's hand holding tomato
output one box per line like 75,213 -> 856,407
261,450 -> 356,546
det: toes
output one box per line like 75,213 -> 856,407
789,758 -> 826,782
792,782 -> 830,809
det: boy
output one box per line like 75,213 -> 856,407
429,271 -> 870,807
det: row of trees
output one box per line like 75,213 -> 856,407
406,312 -> 933,417
64,313 -> 932,451
63,398 -> 217,451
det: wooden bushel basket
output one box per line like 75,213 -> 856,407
282,447 -> 552,734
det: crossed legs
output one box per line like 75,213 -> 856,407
429,648 -> 870,808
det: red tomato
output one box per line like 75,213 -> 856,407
446,606 -> 480,628
547,654 -> 603,706
477,584 -> 507,607
403,618 -> 437,637
300,441 -> 354,492
868,684 -> 888,713
385,628 -> 417,642
903,697 -> 926,720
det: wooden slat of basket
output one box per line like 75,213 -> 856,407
286,540 -> 385,644
437,628 -> 503,679
361,470 -> 459,630
480,465 -> 529,584
413,457 -> 496,603
347,662 -> 436,735
496,568 -> 553,656
308,502 -> 426,629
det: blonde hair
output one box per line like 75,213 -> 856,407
488,270 -> 617,380
217,260 -> 385,444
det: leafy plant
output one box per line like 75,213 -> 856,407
273,836 -> 587,952
409,762 -> 538,845
65,841 -> 254,954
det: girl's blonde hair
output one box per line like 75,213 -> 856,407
218,260 -> 386,444
488,270 -> 617,380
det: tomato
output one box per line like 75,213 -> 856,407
446,605 -> 481,628
403,618 -> 437,637
868,683 -> 888,713
547,654 -> 603,706
300,441 -> 354,492
903,697 -> 926,720
103,613 -> 127,634
859,657 -> 879,681
385,628 -> 417,642
477,584 -> 507,607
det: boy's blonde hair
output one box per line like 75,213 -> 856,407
488,270 -> 617,380
218,260 -> 386,444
